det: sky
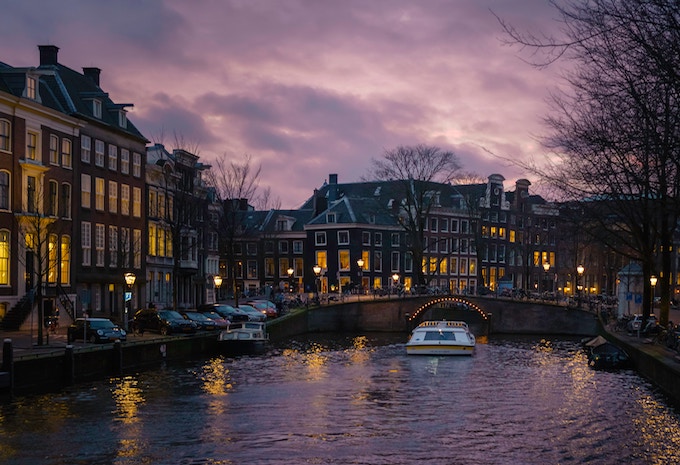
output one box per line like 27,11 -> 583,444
1,0 -> 564,209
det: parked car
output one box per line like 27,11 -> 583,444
200,311 -> 231,329
132,308 -> 197,335
236,304 -> 267,322
197,303 -> 250,322
246,300 -> 278,319
67,318 -> 127,343
627,314 -> 658,332
181,311 -> 219,331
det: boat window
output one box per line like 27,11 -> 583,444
423,331 -> 457,341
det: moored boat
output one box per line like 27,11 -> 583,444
217,321 -> 269,355
583,335 -> 630,369
406,320 -> 475,355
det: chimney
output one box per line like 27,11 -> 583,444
83,67 -> 101,86
38,45 -> 59,66
328,173 -> 338,202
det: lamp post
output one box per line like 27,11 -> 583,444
577,264 -> 584,309
392,273 -> 399,298
357,258 -> 364,300
124,272 -> 136,331
313,264 -> 322,302
543,262 -> 550,298
650,275 -> 657,317
213,274 -> 223,303
287,267 -> 294,293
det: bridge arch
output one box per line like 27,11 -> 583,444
407,296 -> 490,326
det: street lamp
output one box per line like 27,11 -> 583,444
124,272 -> 136,331
392,273 -> 399,297
313,264 -> 322,301
213,275 -> 223,303
577,264 -> 584,309
357,258 -> 364,299
287,267 -> 294,293
650,275 -> 657,317
543,262 -> 551,297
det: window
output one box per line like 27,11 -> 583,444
133,229 -> 142,268
60,236 -> 70,285
362,231 -> 371,245
26,76 -> 37,100
278,241 -> 288,253
374,232 -> 382,246
81,222 -> 91,266
278,258 -> 290,278
133,187 -> 141,218
391,251 -> 400,272
0,230 -> 8,284
48,234 -> 58,284
327,212 -> 336,223
374,251 -> 382,272
26,131 -> 38,160
451,219 -> 459,233
48,180 -> 58,216
109,181 -> 118,214
247,243 -> 257,255
265,258 -> 275,277
108,144 -> 117,170
93,99 -> 102,118
61,139 -> 72,168
450,257 -> 458,276
121,184 -> 130,215
119,110 -> 127,128
120,149 -> 130,174
95,223 -> 105,266
148,224 -> 157,256
338,231 -> 349,245
0,119 -> 10,152
315,250 -> 327,269
26,175 -> 36,213
430,217 -> 438,232
315,232 -> 326,246
133,152 -> 141,177
81,135 -> 91,163
405,252 -> 413,272
0,171 -> 9,210
60,183 -> 71,218
109,226 -> 118,267
441,218 -> 449,232
391,233 -> 400,247
247,260 -> 257,279
95,177 -> 105,211
49,135 -> 59,164
339,250 -> 350,270
293,240 -> 303,254
95,140 -> 105,167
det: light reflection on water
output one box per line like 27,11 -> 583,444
1,334 -> 680,465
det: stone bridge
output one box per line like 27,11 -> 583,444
267,295 -> 600,341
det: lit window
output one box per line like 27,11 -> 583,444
0,230 -> 9,284
95,177 -> 105,211
109,181 -> 118,214
133,187 -> 141,217
121,184 -> 130,215
60,236 -> 70,284
26,76 -> 37,100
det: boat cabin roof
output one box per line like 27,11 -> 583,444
415,320 -> 469,330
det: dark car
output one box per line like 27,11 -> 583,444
246,300 -> 278,319
181,311 -> 219,331
132,308 -> 197,335
237,304 -> 267,322
201,311 -> 231,329
197,303 -> 250,322
67,317 -> 127,343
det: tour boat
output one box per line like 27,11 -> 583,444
405,320 -> 475,355
217,321 -> 269,355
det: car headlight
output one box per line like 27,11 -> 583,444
97,330 -> 104,335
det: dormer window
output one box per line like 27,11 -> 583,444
118,110 -> 127,128
92,99 -> 102,118
26,76 -> 37,100
327,212 -> 336,223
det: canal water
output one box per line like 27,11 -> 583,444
1,333 -> 680,465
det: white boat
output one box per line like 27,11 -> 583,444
217,321 -> 269,354
405,320 -> 475,355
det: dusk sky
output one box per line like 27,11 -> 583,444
1,0 -> 564,208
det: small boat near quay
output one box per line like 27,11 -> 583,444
217,321 -> 269,355
583,335 -> 630,370
406,320 -> 476,355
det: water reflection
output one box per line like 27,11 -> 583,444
2,334 -> 680,465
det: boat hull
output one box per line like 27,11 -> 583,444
405,344 -> 474,356
218,339 -> 267,355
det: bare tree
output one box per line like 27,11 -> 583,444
367,145 -> 462,289
208,153 -> 274,307
499,0 -> 680,325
